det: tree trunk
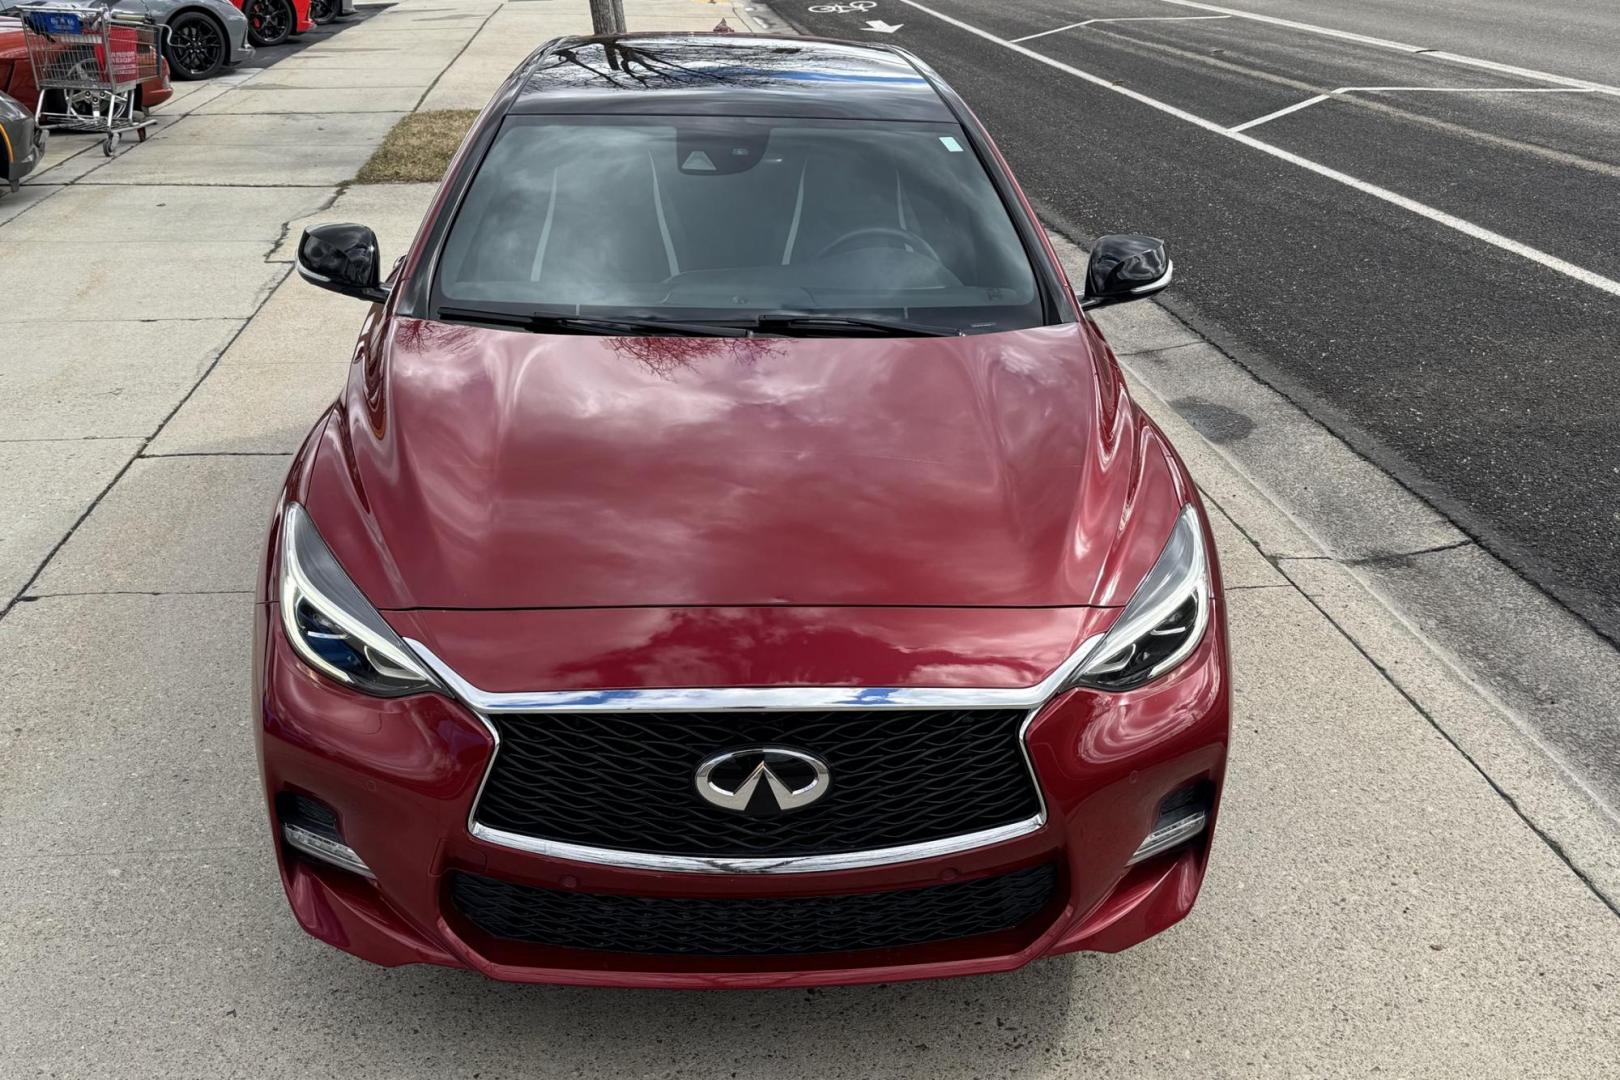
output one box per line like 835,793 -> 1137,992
589,0 -> 624,34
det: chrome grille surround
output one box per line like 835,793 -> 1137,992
407,633 -> 1104,875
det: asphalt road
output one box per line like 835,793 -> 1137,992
1136,0 -> 1620,87
778,0 -> 1620,649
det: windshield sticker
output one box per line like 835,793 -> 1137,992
939,136 -> 964,152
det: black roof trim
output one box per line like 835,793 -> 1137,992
507,33 -> 955,121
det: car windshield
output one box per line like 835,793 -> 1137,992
433,115 -> 1046,334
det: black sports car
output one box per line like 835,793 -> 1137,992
0,87 -> 44,193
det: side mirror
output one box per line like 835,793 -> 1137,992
297,222 -> 389,303
1080,233 -> 1172,310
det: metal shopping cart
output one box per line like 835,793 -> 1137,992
19,1 -> 166,156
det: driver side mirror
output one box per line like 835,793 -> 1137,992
1080,233 -> 1172,310
297,222 -> 389,304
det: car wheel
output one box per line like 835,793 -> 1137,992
245,0 -> 295,48
309,0 -> 336,25
165,12 -> 227,80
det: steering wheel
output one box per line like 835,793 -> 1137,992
815,225 -> 945,265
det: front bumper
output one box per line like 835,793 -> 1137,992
222,12 -> 254,65
2,116 -> 45,190
254,596 -> 1229,988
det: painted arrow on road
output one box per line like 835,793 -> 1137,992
862,19 -> 903,32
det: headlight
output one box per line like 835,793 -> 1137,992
1071,503 -> 1211,692
278,502 -> 436,697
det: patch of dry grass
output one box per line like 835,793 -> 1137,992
355,110 -> 479,184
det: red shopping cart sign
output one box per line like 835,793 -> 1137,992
105,25 -> 139,82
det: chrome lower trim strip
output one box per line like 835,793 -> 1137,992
282,823 -> 374,878
402,634 -> 1107,875
1126,810 -> 1208,866
469,814 -> 1047,875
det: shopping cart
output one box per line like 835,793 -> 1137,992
19,1 -> 167,156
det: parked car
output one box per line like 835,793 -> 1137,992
307,0 -> 354,26
0,12 -> 172,112
261,33 -> 1229,988
0,86 -> 44,190
227,0 -> 310,49
145,0 -> 254,79
1,1 -> 252,82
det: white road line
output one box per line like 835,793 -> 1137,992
1228,93 -> 1330,132
1010,14 -> 1229,44
1337,86 -> 1601,94
892,0 -> 1620,301
1143,0 -> 1620,97
1009,20 -> 1087,43
1231,85 -> 1598,132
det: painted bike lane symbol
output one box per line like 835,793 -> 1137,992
808,1 -> 875,12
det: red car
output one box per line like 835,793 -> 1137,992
229,0 -> 310,48
260,33 -> 1230,988
0,14 -> 171,114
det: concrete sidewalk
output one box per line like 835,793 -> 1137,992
1,2 -> 1616,1076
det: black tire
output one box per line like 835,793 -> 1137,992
165,11 -> 227,80
245,0 -> 294,48
309,0 -> 337,25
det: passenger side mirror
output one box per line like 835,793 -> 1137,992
297,222 -> 389,303
1080,234 -> 1172,310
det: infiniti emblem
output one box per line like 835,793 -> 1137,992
694,747 -> 831,817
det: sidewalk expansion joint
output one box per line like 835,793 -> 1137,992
17,589 -> 253,601
74,181 -> 338,189
414,2 -> 505,110
0,261 -> 293,626
0,435 -> 149,444
139,451 -> 295,459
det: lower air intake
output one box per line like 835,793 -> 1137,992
449,864 -> 1059,957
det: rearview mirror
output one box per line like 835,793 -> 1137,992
1081,234 -> 1172,310
297,222 -> 389,303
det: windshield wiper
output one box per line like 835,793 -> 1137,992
438,306 -> 748,338
438,306 -> 962,338
748,312 -> 964,337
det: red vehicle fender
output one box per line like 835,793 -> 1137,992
227,0 -> 314,36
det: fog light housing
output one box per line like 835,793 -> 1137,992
277,792 -> 373,878
1127,782 -> 1211,865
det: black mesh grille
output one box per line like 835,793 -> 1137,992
475,709 -> 1040,857
276,792 -> 341,842
449,865 -> 1059,957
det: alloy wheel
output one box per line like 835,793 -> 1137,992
310,0 -> 337,25
166,13 -> 226,80
246,0 -> 294,48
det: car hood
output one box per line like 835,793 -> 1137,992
303,317 -> 1190,610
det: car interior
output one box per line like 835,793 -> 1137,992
435,117 -> 1044,328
